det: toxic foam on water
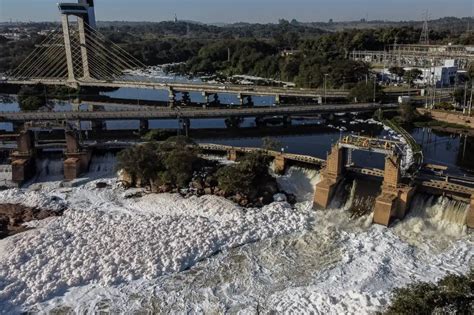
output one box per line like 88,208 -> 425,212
0,165 -> 471,314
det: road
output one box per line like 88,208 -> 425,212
0,103 -> 396,122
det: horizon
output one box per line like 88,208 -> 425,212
0,0 -> 473,23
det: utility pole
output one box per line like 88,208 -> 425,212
373,74 -> 377,103
324,73 -> 329,104
463,81 -> 468,114
469,81 -> 473,116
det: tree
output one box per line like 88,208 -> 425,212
349,81 -> 383,103
404,69 -> 422,87
117,142 -> 162,186
117,136 -> 202,188
262,137 -> 282,151
217,152 -> 271,195
385,271 -> 473,315
17,84 -> 46,111
389,66 -> 405,81
399,102 -> 416,124
467,62 -> 474,81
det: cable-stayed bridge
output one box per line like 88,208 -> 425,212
2,1 -> 349,106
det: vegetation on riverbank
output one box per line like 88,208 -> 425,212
384,270 -> 473,314
17,84 -> 80,111
2,19 -> 472,89
117,136 -> 293,207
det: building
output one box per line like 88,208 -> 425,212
415,60 -> 458,87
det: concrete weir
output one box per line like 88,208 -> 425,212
314,139 -> 417,227
10,131 -> 36,184
64,131 -> 92,181
372,155 -> 416,226
9,129 -> 92,184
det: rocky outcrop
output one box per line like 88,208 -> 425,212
0,204 -> 63,239
186,167 -> 296,208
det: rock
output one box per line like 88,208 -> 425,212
239,199 -> 249,207
0,204 -> 63,239
191,179 -> 204,190
261,192 -> 273,205
96,182 -> 108,189
260,181 -> 279,195
286,193 -> 297,204
204,187 -> 213,195
123,190 -> 144,199
159,184 -> 173,193
273,193 -> 287,202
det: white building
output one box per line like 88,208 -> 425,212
415,60 -> 458,87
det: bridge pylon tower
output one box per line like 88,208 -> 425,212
59,1 -> 96,83
8,0 -> 144,85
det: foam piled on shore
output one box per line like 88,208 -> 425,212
0,166 -> 472,314
0,178 -> 312,313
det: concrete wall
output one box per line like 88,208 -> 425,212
314,145 -> 343,209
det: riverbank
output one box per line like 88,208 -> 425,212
416,108 -> 474,134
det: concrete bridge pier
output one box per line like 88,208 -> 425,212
91,120 -> 105,132
64,130 -> 92,181
227,149 -> 238,161
179,118 -> 191,137
168,88 -> 176,107
373,155 -> 416,226
237,93 -> 244,106
202,92 -> 210,108
71,98 -> 81,112
139,119 -> 149,132
181,92 -> 191,106
275,94 -> 281,105
314,145 -> 344,209
212,94 -> 220,106
274,154 -> 286,174
10,130 -> 36,185
246,95 -> 254,107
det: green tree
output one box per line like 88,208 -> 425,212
117,142 -> 162,186
399,102 -> 416,124
389,66 -> 405,81
217,152 -> 271,195
262,137 -> 282,151
385,271 -> 473,315
404,69 -> 423,87
349,81 -> 383,103
17,84 -> 46,111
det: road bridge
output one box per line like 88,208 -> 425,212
0,103 -> 396,123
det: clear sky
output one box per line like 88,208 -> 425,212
0,0 -> 473,23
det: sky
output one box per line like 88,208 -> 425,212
0,0 -> 473,23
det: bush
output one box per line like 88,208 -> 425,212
385,271 -> 473,315
117,136 -> 201,188
434,102 -> 455,111
399,102 -> 417,124
217,152 -> 271,195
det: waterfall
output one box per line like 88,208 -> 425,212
35,158 -> 64,181
393,194 -> 470,246
88,153 -> 117,175
276,167 -> 320,202
407,195 -> 469,227
328,178 -> 380,218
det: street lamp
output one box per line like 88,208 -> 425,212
373,74 -> 377,103
324,73 -> 329,104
